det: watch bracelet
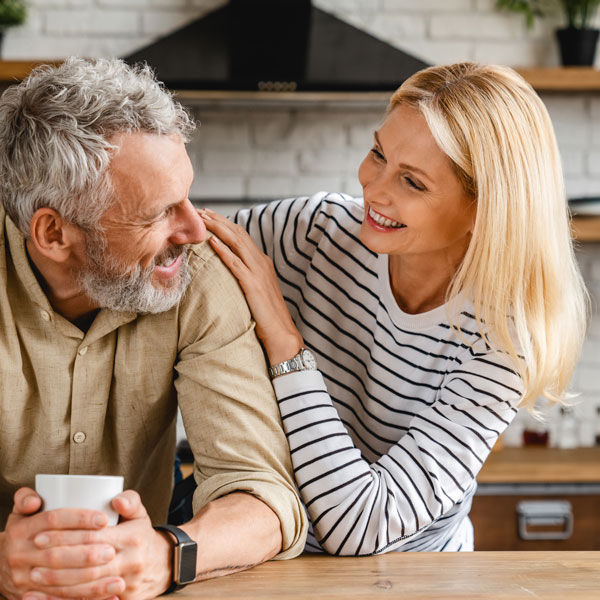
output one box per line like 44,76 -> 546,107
269,350 -> 313,379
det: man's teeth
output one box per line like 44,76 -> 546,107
161,256 -> 177,267
369,207 -> 405,228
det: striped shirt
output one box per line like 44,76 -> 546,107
235,192 -> 522,555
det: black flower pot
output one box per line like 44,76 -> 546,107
556,27 -> 600,66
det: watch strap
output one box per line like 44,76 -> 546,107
159,579 -> 179,596
154,524 -> 197,594
268,347 -> 316,379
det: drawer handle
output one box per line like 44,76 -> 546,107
517,500 -> 573,541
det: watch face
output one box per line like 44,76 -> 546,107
301,348 -> 317,370
176,541 -> 198,584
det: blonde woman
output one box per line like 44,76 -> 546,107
201,62 -> 587,554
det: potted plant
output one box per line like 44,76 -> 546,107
496,0 -> 600,66
0,0 -> 27,58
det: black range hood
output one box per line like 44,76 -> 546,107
124,0 -> 428,92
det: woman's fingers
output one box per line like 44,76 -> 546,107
200,210 -> 263,263
199,209 -> 269,285
198,208 -> 305,363
208,234 -> 253,288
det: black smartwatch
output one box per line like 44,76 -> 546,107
154,524 -> 197,594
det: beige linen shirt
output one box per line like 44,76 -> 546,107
0,208 -> 306,558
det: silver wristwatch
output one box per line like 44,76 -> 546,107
268,347 -> 317,379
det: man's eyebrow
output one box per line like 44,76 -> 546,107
373,130 -> 433,184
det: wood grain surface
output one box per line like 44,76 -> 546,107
0,60 -> 59,81
476,447 -> 600,484
571,216 -> 600,242
183,447 -> 600,485
177,552 -> 600,599
1,61 -> 600,92
516,67 -> 600,91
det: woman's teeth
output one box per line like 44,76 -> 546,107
369,207 -> 406,229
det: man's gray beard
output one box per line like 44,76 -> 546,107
77,230 -> 192,314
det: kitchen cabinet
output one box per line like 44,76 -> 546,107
470,447 -> 600,550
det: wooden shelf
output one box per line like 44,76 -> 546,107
572,216 -> 600,242
2,61 -> 600,94
516,67 -> 600,91
478,447 -> 600,484
0,60 -> 60,83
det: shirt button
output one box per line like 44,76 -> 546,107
73,431 -> 86,444
40,310 -> 51,321
78,346 -> 88,356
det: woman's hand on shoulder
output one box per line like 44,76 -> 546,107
199,209 -> 304,364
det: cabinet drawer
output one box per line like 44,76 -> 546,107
470,485 -> 600,550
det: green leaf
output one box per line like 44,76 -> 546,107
0,0 -> 27,29
495,0 -> 600,29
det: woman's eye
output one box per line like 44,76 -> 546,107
405,176 -> 424,192
370,147 -> 385,161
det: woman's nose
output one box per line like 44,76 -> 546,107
364,175 -> 394,207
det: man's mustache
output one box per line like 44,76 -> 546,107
154,245 -> 187,268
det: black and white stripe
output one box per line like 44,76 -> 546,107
235,192 -> 522,555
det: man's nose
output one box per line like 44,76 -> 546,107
170,199 -> 207,246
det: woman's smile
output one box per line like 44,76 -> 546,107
366,205 -> 407,232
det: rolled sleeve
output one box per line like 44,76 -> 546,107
175,243 -> 307,558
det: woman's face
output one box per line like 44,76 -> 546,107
358,103 -> 476,261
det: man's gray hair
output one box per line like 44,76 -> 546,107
0,57 -> 196,236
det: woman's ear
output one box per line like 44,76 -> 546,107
29,208 -> 82,263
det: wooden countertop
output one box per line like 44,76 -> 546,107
177,552 -> 600,599
180,447 -> 600,484
477,447 -> 600,484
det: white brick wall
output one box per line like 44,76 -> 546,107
3,0 -> 226,59
3,0 -> 597,66
187,94 -> 600,201
187,106 -> 384,200
2,1 -> 598,198
2,0 -> 600,444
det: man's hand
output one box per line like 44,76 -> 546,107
102,490 -> 172,599
0,487 -> 120,600
16,490 -> 172,600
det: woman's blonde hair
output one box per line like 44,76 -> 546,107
389,61 -> 588,407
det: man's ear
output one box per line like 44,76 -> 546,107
29,208 -> 82,263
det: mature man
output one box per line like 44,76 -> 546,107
0,58 -> 306,599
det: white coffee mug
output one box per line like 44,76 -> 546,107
35,474 -> 124,526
